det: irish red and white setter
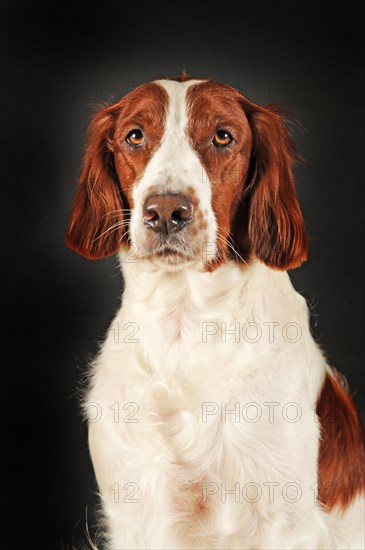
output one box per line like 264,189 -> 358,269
66,76 -> 365,549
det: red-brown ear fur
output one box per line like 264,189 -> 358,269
65,103 -> 125,259
244,102 -> 308,270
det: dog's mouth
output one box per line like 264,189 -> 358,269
129,209 -> 219,268
135,232 -> 203,267
144,243 -> 197,266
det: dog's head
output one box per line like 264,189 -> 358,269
65,77 -> 308,271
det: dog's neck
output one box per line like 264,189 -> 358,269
119,255 -> 252,308
113,254 -> 321,404
117,254 -> 298,322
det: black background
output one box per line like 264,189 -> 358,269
1,1 -> 364,548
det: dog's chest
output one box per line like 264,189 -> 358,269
120,267 -> 248,381
98,293 -> 293,469
87,264 -> 326,547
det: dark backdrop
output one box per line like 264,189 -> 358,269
1,1 -> 364,548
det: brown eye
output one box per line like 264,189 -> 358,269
213,129 -> 233,147
126,129 -> 144,147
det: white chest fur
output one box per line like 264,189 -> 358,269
85,260 -> 353,549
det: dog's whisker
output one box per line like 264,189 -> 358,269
102,209 -> 132,218
93,221 -> 130,241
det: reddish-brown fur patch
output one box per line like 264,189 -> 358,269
186,81 -> 252,267
65,82 -> 168,259
316,371 -> 365,510
174,480 -> 210,522
186,80 -> 308,270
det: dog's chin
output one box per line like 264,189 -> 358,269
150,249 -> 199,271
137,245 -> 201,271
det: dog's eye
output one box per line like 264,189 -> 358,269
126,129 -> 144,147
212,130 -> 233,147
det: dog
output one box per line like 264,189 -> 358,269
65,75 -> 365,549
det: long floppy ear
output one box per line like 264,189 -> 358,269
244,102 -> 308,270
65,103 -> 126,259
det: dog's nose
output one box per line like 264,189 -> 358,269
143,193 -> 193,234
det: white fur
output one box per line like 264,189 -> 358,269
84,81 -> 364,549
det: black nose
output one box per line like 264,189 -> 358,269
142,193 -> 193,234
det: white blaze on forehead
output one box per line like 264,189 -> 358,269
155,79 -> 203,145
129,78 -> 218,252
134,78 -> 205,192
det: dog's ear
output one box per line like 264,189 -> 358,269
65,103 -> 126,259
243,101 -> 308,270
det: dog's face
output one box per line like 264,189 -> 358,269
65,77 -> 308,271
